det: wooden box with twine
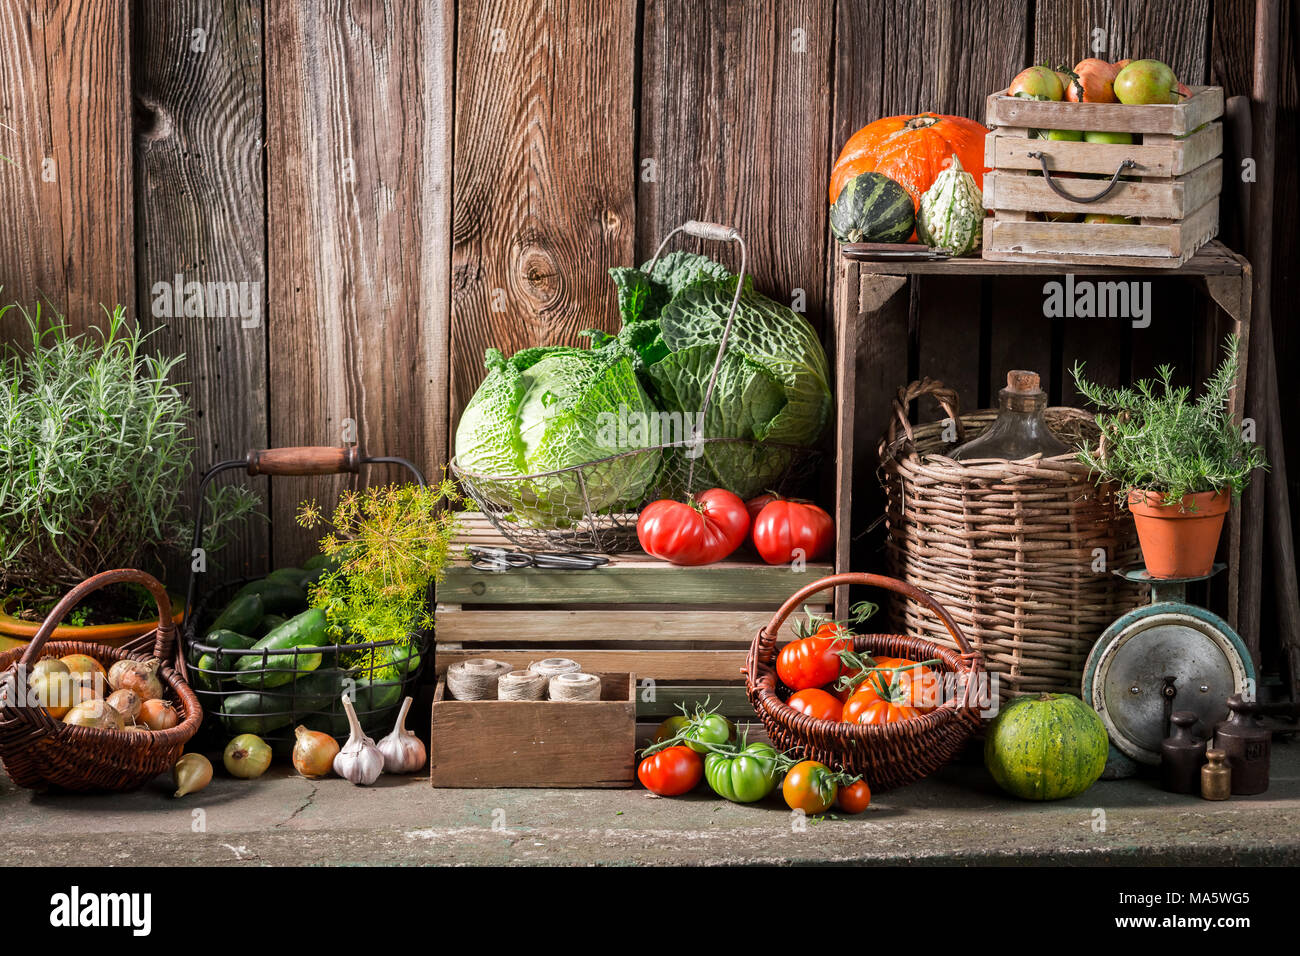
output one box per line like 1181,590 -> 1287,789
877,379 -> 1142,702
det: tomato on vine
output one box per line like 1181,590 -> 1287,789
782,760 -> 840,814
637,746 -> 703,796
837,778 -> 872,814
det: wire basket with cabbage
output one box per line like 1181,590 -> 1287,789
451,221 -> 831,552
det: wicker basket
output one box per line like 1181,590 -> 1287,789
746,572 -> 985,791
878,379 -> 1142,702
0,570 -> 202,792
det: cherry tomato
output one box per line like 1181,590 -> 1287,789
750,498 -> 834,565
776,625 -> 851,691
637,745 -> 703,796
637,489 -> 750,566
787,687 -> 843,722
837,778 -> 872,814
782,760 -> 838,814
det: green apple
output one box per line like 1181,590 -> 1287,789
1084,130 -> 1134,144
1114,59 -> 1179,105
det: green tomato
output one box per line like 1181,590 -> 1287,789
683,714 -> 735,754
704,743 -> 780,803
654,715 -> 690,744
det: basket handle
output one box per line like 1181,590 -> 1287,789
245,445 -> 362,476
747,572 -> 976,686
886,378 -> 965,447
16,569 -> 177,677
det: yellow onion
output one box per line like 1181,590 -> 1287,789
292,725 -> 340,778
106,688 -> 142,722
108,657 -> 163,701
60,654 -> 106,681
139,698 -> 179,731
173,753 -> 213,797
30,663 -> 75,719
63,698 -> 125,730
31,658 -> 68,680
224,734 -> 272,779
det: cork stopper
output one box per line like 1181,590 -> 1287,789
1007,370 -> 1042,393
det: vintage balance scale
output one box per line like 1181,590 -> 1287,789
1082,563 -> 1256,776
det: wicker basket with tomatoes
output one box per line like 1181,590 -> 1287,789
745,572 -> 985,791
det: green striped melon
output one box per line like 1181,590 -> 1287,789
984,693 -> 1108,801
916,154 -> 984,255
829,172 -> 914,243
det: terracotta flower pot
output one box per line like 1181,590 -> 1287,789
0,596 -> 184,649
1127,489 -> 1231,579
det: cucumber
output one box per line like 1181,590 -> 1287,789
192,630 -> 256,689
233,576 -> 308,614
267,566 -> 314,590
301,675 -> 403,737
234,608 -> 330,688
219,668 -> 350,735
208,593 -> 264,636
255,614 -> 288,637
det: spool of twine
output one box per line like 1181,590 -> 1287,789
446,658 -> 512,700
549,672 -> 602,702
497,670 -> 548,701
528,657 -> 582,679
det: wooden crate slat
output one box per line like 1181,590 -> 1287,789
985,157 -> 1223,219
434,648 -> 750,683
985,86 -> 1224,136
637,684 -> 754,719
434,605 -> 822,644
986,123 -> 1222,179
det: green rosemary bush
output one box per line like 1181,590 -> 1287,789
0,302 -> 258,600
1072,335 -> 1266,505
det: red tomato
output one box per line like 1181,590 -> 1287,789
636,489 -> 750,566
750,498 -> 834,565
637,745 -> 703,796
776,626 -> 851,691
842,690 -> 921,725
744,493 -> 778,522
787,688 -> 843,722
782,760 -> 838,814
837,778 -> 872,814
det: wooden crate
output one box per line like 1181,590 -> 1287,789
429,672 -> 636,787
982,86 -> 1225,267
435,514 -> 833,719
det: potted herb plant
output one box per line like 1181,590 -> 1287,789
1072,336 -> 1266,579
0,302 -> 257,647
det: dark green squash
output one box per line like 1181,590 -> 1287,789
829,172 -> 914,243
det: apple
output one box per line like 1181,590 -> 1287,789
1114,59 -> 1179,104
1067,58 -> 1120,102
1113,59 -> 1132,72
1009,65 -> 1065,101
1084,214 -> 1136,224
1084,130 -> 1134,144
1177,82 -> 1193,99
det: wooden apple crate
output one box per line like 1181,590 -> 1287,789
430,671 -> 637,787
982,86 -> 1225,267
434,513 -> 832,723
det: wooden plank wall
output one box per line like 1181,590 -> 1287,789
0,0 -> 1291,617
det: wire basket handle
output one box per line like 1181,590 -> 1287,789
643,221 -> 748,479
885,378 -> 965,448
747,571 -> 978,686
15,569 -> 177,677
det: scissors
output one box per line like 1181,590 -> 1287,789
468,545 -> 610,571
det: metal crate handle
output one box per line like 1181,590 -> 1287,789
1027,151 -> 1138,203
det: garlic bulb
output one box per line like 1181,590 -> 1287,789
333,693 -> 384,785
376,697 -> 426,773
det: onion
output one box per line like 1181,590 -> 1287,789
60,654 -> 105,681
31,658 -> 69,680
106,688 -> 142,721
108,658 -> 163,701
292,725 -> 340,778
30,663 -> 75,719
224,734 -> 272,779
63,699 -> 125,730
139,698 -> 179,731
173,753 -> 213,797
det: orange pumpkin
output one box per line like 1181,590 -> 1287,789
829,113 -> 990,209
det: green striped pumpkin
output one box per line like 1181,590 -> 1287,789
916,154 -> 984,255
984,693 -> 1108,801
829,172 -> 914,243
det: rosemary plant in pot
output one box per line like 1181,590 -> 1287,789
0,302 -> 258,646
1072,336 -> 1266,579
